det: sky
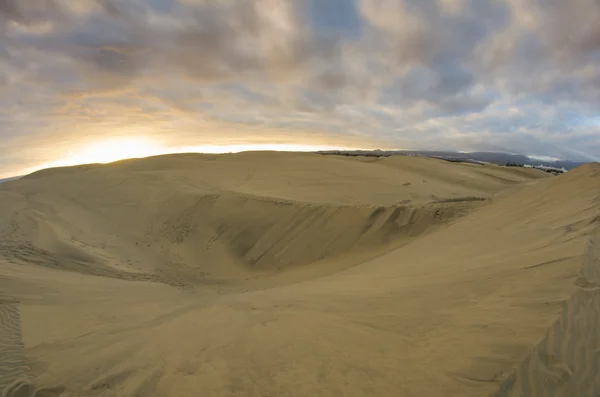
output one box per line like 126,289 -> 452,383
1,0 -> 599,177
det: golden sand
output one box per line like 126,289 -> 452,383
0,152 -> 597,396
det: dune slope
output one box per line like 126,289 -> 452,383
0,152 -> 597,397
1,153 -> 538,285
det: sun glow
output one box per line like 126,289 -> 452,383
179,143 -> 358,154
35,137 -> 166,170
24,137 -> 361,176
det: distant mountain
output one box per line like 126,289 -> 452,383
316,150 -> 588,170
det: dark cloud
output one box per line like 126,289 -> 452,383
0,0 -> 24,22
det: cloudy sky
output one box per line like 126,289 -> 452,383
1,0 -> 599,177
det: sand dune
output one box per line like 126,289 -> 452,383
491,234 -> 600,397
0,152 -> 597,396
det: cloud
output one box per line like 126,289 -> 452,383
1,0 -> 599,177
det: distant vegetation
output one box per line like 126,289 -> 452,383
317,150 -> 587,170
505,162 -> 565,175
322,152 -> 389,158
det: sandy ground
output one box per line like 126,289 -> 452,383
0,152 -> 598,397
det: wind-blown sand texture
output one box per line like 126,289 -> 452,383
491,234 -> 600,397
0,152 -> 598,397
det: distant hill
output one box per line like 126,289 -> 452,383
0,176 -> 22,184
316,150 -> 588,170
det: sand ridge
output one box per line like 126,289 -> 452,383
1,153 -> 539,287
0,152 -> 597,396
491,232 -> 600,397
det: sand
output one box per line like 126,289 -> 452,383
0,152 -> 598,397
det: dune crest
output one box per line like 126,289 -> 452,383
0,153 -> 597,397
1,152 -> 539,286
